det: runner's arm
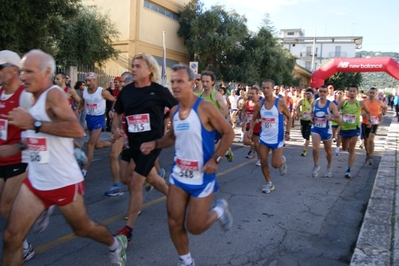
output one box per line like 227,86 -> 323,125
329,104 -> 342,124
214,91 -> 229,117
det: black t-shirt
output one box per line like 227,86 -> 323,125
114,82 -> 178,149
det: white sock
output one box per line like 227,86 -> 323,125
108,237 -> 120,251
23,239 -> 29,249
213,206 -> 224,219
179,252 -> 193,265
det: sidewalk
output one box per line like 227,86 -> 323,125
350,114 -> 399,266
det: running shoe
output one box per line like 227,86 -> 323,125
158,168 -> 166,179
345,171 -> 351,179
177,258 -> 196,266
105,185 -> 123,197
325,166 -> 333,178
359,143 -> 364,149
144,181 -> 153,192
301,149 -> 307,157
226,148 -> 234,162
335,147 -> 340,156
279,155 -> 287,176
110,235 -> 127,266
262,182 -> 275,194
332,138 -> 337,143
312,164 -> 320,178
116,226 -> 132,242
367,157 -> 374,165
124,210 -> 141,220
33,205 -> 55,233
246,151 -> 254,159
255,159 -> 261,166
23,242 -> 35,262
215,199 -> 233,232
81,169 -> 87,177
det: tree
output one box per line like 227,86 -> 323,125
0,0 -> 80,55
325,72 -> 363,90
56,7 -> 119,67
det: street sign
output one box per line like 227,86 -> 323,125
190,61 -> 198,74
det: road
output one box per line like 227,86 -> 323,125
0,114 -> 393,266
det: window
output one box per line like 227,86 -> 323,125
154,56 -> 179,68
144,0 -> 179,20
305,61 -> 311,70
287,32 -> 295,36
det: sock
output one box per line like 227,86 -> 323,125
23,239 -> 29,249
346,166 -> 351,172
108,236 -> 120,251
179,252 -> 193,265
213,206 -> 224,219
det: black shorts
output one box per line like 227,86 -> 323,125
120,149 -> 131,162
128,148 -> 161,177
245,128 -> 260,136
361,123 -> 378,139
300,120 -> 312,140
0,163 -> 28,181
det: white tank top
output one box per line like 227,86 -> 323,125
83,86 -> 105,116
259,98 -> 284,144
27,86 -> 84,190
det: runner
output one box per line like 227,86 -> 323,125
248,79 -> 291,193
111,53 -> 175,243
3,49 -> 127,266
361,87 -> 387,165
310,85 -> 341,178
295,88 -> 314,157
332,88 -> 345,156
336,85 -> 371,179
140,64 -> 234,266
81,72 -> 115,177
0,50 -> 35,262
227,89 -> 239,127
193,74 -> 203,96
53,72 -> 82,115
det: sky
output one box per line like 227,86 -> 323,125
200,0 -> 398,53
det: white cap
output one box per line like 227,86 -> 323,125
0,50 -> 21,68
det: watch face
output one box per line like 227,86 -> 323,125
34,121 -> 42,127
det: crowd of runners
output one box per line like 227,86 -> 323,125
0,48 -> 389,266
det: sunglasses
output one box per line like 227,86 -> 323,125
318,90 -> 328,94
196,79 -> 201,81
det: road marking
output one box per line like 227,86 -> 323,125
35,158 -> 256,254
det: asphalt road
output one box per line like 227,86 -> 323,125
0,114 -> 393,266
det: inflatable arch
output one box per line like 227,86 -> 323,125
310,57 -> 399,88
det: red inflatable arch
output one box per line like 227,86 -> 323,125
310,57 -> 399,88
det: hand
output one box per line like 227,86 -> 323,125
108,110 -> 115,119
201,158 -> 218,174
140,141 -> 156,155
110,128 -> 124,143
8,107 -> 35,130
325,114 -> 331,121
367,122 -> 372,128
247,129 -> 253,139
285,133 -> 290,141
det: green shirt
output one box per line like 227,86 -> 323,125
340,100 -> 361,130
200,90 -> 220,110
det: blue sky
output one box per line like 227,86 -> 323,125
201,0 -> 398,53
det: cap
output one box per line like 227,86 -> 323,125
114,76 -> 121,82
85,72 -> 97,79
328,85 -> 334,90
0,50 -> 21,68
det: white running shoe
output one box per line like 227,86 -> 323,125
312,164 -> 320,178
23,242 -> 35,262
262,182 -> 275,194
33,205 -> 55,233
110,235 -> 127,266
215,199 -> 233,232
279,156 -> 287,176
255,159 -> 261,166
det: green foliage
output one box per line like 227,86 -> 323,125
356,51 -> 399,89
57,7 -> 119,67
178,0 -> 296,85
325,72 -> 363,90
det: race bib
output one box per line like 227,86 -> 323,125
175,158 -> 200,179
343,114 -> 356,124
314,117 -> 326,128
27,137 -> 49,164
0,119 -> 8,141
370,115 -> 379,125
261,117 -> 276,129
303,112 -> 311,119
86,103 -> 98,115
126,114 -> 151,133
247,114 -> 253,123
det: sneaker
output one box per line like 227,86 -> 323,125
246,151 -> 254,159
124,210 -> 141,220
116,226 -> 132,242
312,164 -> 320,178
23,243 -> 35,262
144,181 -> 153,192
226,148 -> 234,162
105,185 -> 123,197
81,169 -> 87,177
177,258 -> 196,266
279,155 -> 287,176
345,171 -> 351,179
301,149 -> 307,157
215,199 -> 233,232
325,166 -> 332,178
333,138 -> 337,143
110,235 -> 127,266
33,205 -> 55,233
335,147 -> 340,156
367,157 -> 374,165
255,159 -> 261,166
158,168 -> 166,179
359,143 -> 364,149
262,182 -> 275,194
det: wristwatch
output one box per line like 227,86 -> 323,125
34,120 -> 42,133
214,156 -> 223,164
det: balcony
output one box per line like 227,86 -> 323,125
300,52 -> 317,58
329,51 -> 347,58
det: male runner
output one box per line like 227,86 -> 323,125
295,88 -> 314,157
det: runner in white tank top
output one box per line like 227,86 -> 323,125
140,65 -> 234,266
4,50 -> 127,265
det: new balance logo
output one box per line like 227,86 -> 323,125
337,62 -> 350,68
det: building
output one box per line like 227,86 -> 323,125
279,29 -> 363,72
82,0 -> 189,84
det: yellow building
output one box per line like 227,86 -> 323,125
292,64 -> 311,88
83,0 -> 189,79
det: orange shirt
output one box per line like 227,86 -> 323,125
363,99 -> 381,125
